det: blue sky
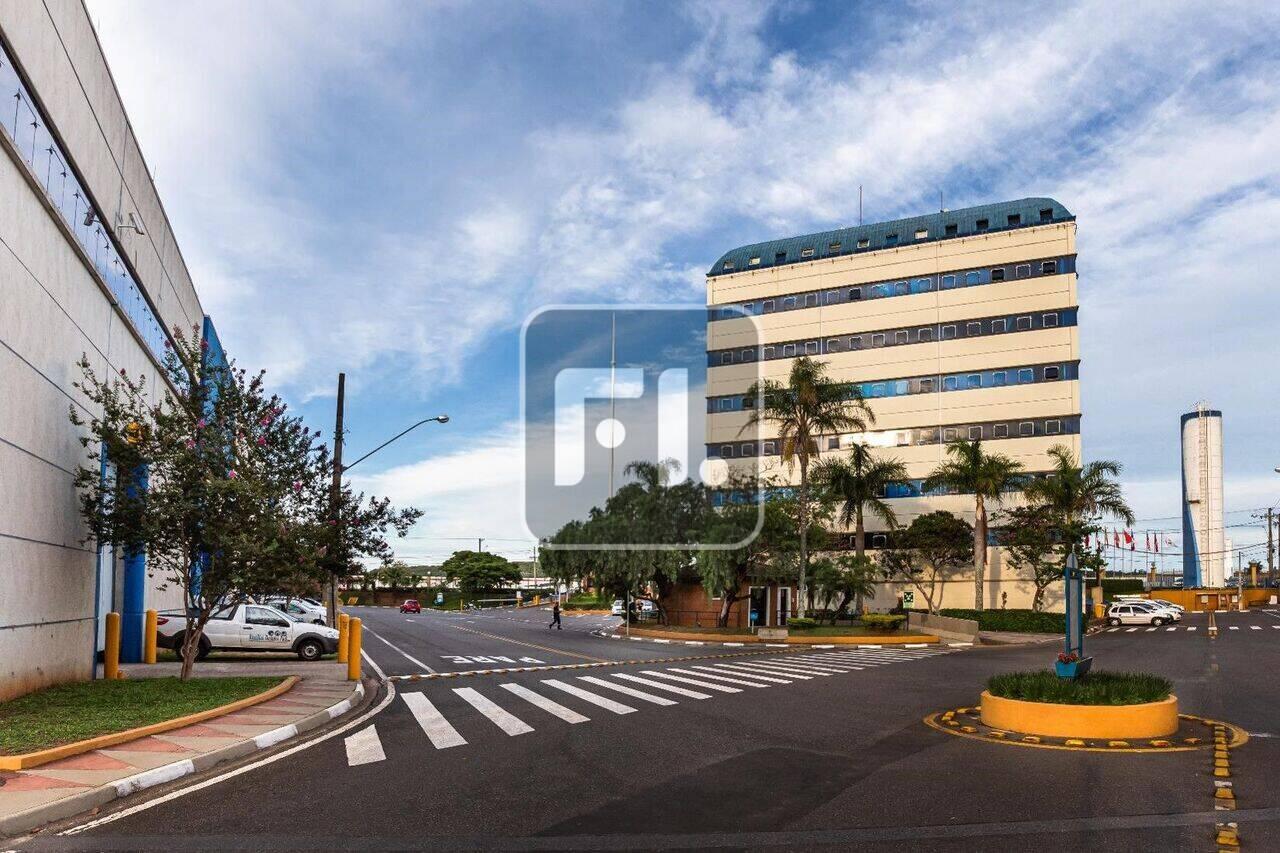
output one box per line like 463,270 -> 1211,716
89,0 -> 1280,565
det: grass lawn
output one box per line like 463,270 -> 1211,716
0,676 -> 284,756
987,670 -> 1172,705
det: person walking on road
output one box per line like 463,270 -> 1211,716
549,601 -> 562,630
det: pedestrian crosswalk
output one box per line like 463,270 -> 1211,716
343,647 -> 953,765
1102,624 -> 1280,633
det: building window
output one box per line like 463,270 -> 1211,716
847,336 -> 862,350
991,267 -> 1006,282
805,341 -> 819,355
1016,315 -> 1032,330
828,437 -> 840,450
870,383 -> 885,397
720,399 -> 734,411
775,251 -> 787,263
762,300 -> 774,312
994,423 -> 1009,438
871,533 -> 888,548
763,346 -> 775,358
857,238 -> 870,249
966,322 -> 981,336
805,293 -> 818,307
1042,312 -> 1059,328
1044,365 -> 1061,380
967,374 -> 981,389
915,229 -> 928,240
748,256 -> 761,266
1039,207 -> 1053,222
721,353 -> 733,365
992,371 -> 1006,386
723,260 -> 735,271
1015,264 -> 1031,278
965,271 -> 981,285
918,427 -> 938,443
1007,213 -> 1021,226
826,338 -> 842,352
801,247 -> 815,258
969,426 -> 983,440
912,277 -> 931,292
741,349 -> 755,361
945,223 -> 958,236
783,296 -> 797,309
885,233 -> 898,245
976,218 -> 989,231
741,302 -> 755,315
918,328 -> 933,342
894,281 -> 909,295
894,330 -> 908,344
829,241 -> 842,253
1019,421 -> 1034,436
943,376 -> 959,391
783,343 -> 796,357
943,428 -> 958,441
941,274 -> 956,289
1018,368 -> 1034,383
919,377 -> 934,392
941,325 -> 957,340
763,441 -> 776,454
1046,420 -> 1061,435
722,445 -> 735,457
1041,260 -> 1057,275
826,290 -> 840,304
992,319 -> 1007,333
742,443 -> 755,455
871,333 -> 886,348
848,287 -> 862,301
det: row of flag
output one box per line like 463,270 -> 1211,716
1083,530 -> 1178,552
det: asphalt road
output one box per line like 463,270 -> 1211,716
12,606 -> 1280,851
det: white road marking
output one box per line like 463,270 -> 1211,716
762,659 -> 852,673
344,725 -> 386,766
1250,626 -> 1262,630
1146,627 -> 1157,632
1187,627 -> 1197,631
577,675 -> 679,706
1229,626 -> 1239,631
723,642 -> 745,646
402,691 -> 467,748
695,664 -> 791,684
640,670 -> 741,693
454,687 -> 534,736
611,672 -> 712,699
500,683 -> 589,724
948,642 -> 974,647
903,643 -> 929,648
712,662 -> 809,681
1126,628 -> 1139,632
665,667 -> 768,688
1106,627 -> 1119,632
737,661 -> 834,677
1166,627 -> 1177,631
365,627 -> 436,673
544,679 -> 638,714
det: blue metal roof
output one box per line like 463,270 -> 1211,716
708,197 -> 1074,277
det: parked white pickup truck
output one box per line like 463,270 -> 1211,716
156,603 -> 339,661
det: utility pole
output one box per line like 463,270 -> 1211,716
327,373 -> 345,627
1268,507 -> 1274,583
477,537 -> 484,553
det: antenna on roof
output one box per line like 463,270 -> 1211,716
858,185 -> 863,226
939,189 -> 944,213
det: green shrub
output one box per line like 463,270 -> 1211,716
859,613 -> 906,631
1098,578 -> 1146,601
987,670 -> 1172,705
785,617 -> 818,630
939,608 -> 1067,633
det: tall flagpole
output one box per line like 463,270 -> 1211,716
608,312 -> 617,499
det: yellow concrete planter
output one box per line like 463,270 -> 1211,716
979,690 -> 1178,739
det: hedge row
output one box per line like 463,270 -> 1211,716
938,608 -> 1067,633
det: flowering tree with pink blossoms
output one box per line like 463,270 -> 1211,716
71,328 -> 418,679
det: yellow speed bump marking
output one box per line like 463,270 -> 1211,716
923,709 -> 1249,754
1064,739 -> 1086,747
1107,740 -> 1130,748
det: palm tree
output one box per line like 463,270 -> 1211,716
1023,444 -> 1135,583
741,357 -> 874,613
814,444 -> 906,614
925,439 -> 1024,610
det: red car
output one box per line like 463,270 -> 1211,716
399,599 -> 421,613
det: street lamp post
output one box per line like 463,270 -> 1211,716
326,370 -> 449,625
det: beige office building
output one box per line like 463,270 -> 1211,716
706,198 -> 1079,612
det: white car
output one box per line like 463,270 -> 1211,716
1121,599 -> 1182,621
1105,602 -> 1178,627
265,597 -> 327,625
611,600 -> 625,616
157,603 -> 339,661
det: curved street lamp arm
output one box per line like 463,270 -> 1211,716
342,415 -> 449,473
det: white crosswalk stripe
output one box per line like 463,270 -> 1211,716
761,659 -> 854,673
403,692 -> 467,749
344,725 -> 386,766
577,675 -> 679,706
500,683 -> 589,724
543,679 -> 638,714
639,670 -> 742,693
612,672 -> 712,699
734,661 -> 835,677
695,664 -> 792,684
454,687 -> 534,736
712,662 -> 812,680
665,667 -> 769,687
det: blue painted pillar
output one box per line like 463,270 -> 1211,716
120,465 -> 149,663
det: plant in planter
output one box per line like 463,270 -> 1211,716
1055,650 -> 1092,679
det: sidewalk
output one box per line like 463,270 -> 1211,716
977,630 -> 1059,645
0,662 -> 363,836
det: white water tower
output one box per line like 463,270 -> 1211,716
1180,403 -> 1225,588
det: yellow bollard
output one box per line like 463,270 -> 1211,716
337,613 -> 350,663
104,612 -> 121,680
347,617 -> 362,681
144,610 -> 158,664
1093,602 -> 1105,620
